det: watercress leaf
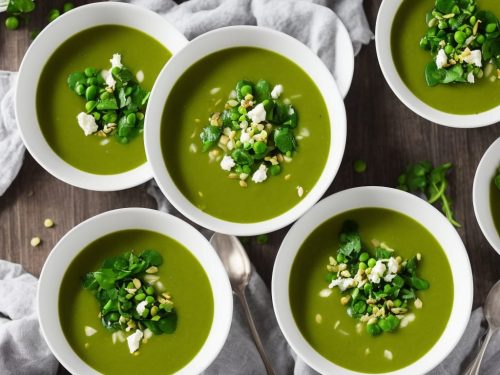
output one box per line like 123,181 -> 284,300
118,88 -> 130,108
405,256 -> 417,276
200,125 -> 221,152
375,247 -> 392,260
367,323 -> 382,336
231,148 -> 254,165
392,275 -> 405,289
97,98 -> 118,111
338,220 -> 361,258
273,127 -> 296,153
113,67 -> 134,83
425,61 -> 446,87
401,288 -> 416,300
442,65 -> 465,84
435,0 -> 456,14
67,72 -> 87,90
254,79 -> 272,103
282,108 -> 298,128
82,272 -> 98,290
272,100 -> 291,124
141,249 -> 163,267
411,276 -> 430,290
142,320 -> 163,335
158,312 -> 177,334
93,269 -> 117,290
117,116 -> 132,137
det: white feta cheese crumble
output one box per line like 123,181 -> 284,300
464,49 -> 482,67
77,112 -> 98,136
384,257 -> 399,282
110,53 -> 123,69
84,326 -> 97,337
136,300 -> 148,315
136,70 -> 144,83
220,155 -> 235,171
384,350 -> 393,360
368,260 -> 386,284
127,329 -> 143,354
240,131 -> 251,143
105,72 -> 116,90
251,164 -> 268,183
271,84 -> 283,99
143,328 -> 153,340
329,277 -> 356,292
435,49 -> 448,69
247,103 -> 266,124
465,35 -> 475,46
467,71 -> 475,84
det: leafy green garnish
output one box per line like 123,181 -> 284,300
200,126 -> 222,152
273,127 -> 296,154
397,161 -> 461,227
337,220 -> 361,259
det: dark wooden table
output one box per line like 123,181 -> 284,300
1,0 -> 499,373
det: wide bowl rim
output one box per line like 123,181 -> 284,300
144,25 -> 347,236
473,137 -> 500,254
15,2 -> 188,191
272,186 -> 473,375
37,207 -> 233,375
375,0 -> 500,128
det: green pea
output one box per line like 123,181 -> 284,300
108,312 -> 119,322
48,9 -> 60,22
85,85 -> 97,101
84,67 -> 96,77
120,137 -> 129,144
100,91 -> 110,100
378,318 -> 392,332
141,308 -> 150,318
269,164 -> 281,176
383,284 -> 392,293
145,296 -> 155,304
367,258 -> 376,268
364,283 -> 372,294
243,142 -> 252,150
126,113 -> 136,126
336,253 -> 345,263
465,27 -> 472,37
102,112 -> 117,123
235,166 -> 243,174
5,16 -> 19,30
454,30 -> 466,44
438,20 -> 447,30
63,2 -> 75,12
150,306 -> 159,316
145,286 -> 155,295
111,66 -> 121,76
75,84 -> 86,96
238,106 -> 247,115
85,101 -> 97,113
486,23 -> 497,33
125,293 -> 134,300
393,299 -> 402,307
240,85 -> 252,97
136,112 -> 144,121
359,252 -> 370,262
444,44 -> 454,55
358,262 -> 367,270
134,293 -> 146,301
125,86 -> 133,96
86,77 -> 98,86
242,165 -> 251,174
92,112 -> 101,121
469,16 -> 476,26
451,5 -> 459,14
366,323 -> 381,336
253,141 -> 266,154
353,160 -> 366,173
477,34 -> 485,44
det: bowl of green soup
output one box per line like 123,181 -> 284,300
37,208 -> 232,374
272,186 -> 473,374
16,2 -> 187,190
376,0 -> 500,127
145,26 -> 347,235
473,137 -> 500,254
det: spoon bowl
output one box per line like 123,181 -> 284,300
485,280 -> 500,328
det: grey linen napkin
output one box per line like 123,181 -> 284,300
0,260 -> 58,374
147,181 -> 500,375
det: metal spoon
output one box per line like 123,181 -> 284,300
465,280 -> 500,375
210,233 -> 277,375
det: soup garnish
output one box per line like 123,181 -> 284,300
67,53 -> 149,144
397,160 -> 460,227
82,249 -> 177,354
420,0 -> 500,86
198,79 -> 300,188
325,221 -> 430,337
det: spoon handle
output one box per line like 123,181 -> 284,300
464,328 -> 495,375
236,289 -> 277,375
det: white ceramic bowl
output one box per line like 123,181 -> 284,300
376,0 -> 500,128
16,2 -> 187,191
145,25 -> 347,236
37,208 -> 233,375
473,137 -> 500,254
272,186 -> 473,375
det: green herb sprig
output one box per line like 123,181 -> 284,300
420,0 -> 500,86
397,161 -> 461,227
326,221 -> 429,337
82,249 -> 177,337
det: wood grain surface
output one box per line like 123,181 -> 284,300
1,1 -> 499,373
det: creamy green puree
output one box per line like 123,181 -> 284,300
37,25 -> 170,174
59,230 -> 213,374
392,0 -> 500,114
491,175 -> 500,236
290,208 -> 454,373
161,47 -> 330,223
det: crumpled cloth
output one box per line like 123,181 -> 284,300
0,72 -> 24,196
147,181 -> 500,375
0,260 -> 58,374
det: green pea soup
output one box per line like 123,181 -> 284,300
161,47 -> 330,223
59,229 -> 214,374
37,25 -> 171,174
391,0 -> 500,114
290,208 -> 454,373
